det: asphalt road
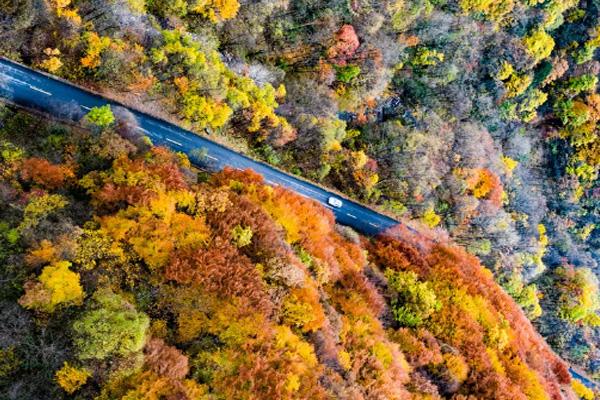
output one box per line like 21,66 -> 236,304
0,57 -> 399,236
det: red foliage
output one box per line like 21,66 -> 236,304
210,168 -> 366,280
219,341 -> 329,400
365,233 -> 430,275
206,194 -> 288,261
338,269 -> 386,317
144,338 -> 189,380
327,25 -> 360,65
210,167 -> 264,188
369,228 -> 571,399
165,238 -> 272,314
20,157 -> 75,190
426,243 -> 569,388
146,147 -> 190,190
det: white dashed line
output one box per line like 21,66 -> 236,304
30,86 -> 51,95
6,76 -> 28,86
0,63 -> 402,237
5,76 -> 52,96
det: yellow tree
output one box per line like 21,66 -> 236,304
55,362 -> 91,394
191,0 -> 240,23
19,261 -> 84,312
523,29 -> 555,63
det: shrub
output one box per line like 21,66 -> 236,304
231,224 -> 253,248
335,65 -> 361,83
55,362 -> 91,394
84,105 -> 115,128
72,289 -> 149,360
19,261 -> 84,312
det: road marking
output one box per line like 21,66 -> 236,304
0,62 -> 408,238
136,126 -> 150,134
3,76 -> 52,96
30,86 -> 51,95
6,76 -> 28,86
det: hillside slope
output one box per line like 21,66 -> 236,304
1,0 -> 598,373
2,0 -> 600,374
0,106 -> 581,399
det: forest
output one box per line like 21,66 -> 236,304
0,104 -> 588,399
0,0 -> 599,397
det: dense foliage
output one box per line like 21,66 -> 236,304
0,106 -> 577,398
0,0 -> 599,386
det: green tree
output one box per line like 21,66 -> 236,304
335,65 -> 361,83
84,105 -> 115,128
231,224 -> 253,247
502,272 -> 542,319
385,269 -> 441,327
554,99 -> 590,128
565,74 -> 598,96
17,194 -> 68,234
72,289 -> 149,360
555,266 -> 600,326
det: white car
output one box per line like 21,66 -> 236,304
328,197 -> 343,208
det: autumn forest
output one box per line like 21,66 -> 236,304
0,0 -> 599,398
